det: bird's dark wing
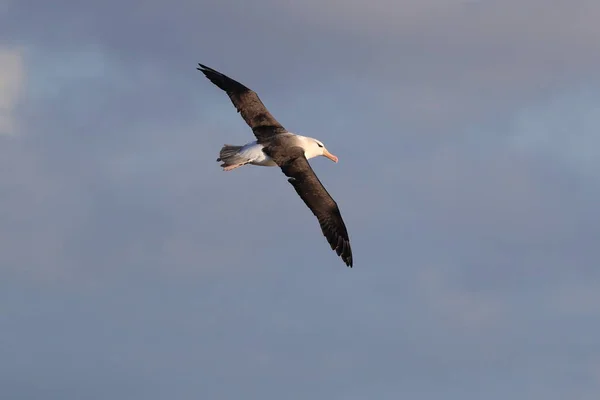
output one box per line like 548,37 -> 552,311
197,63 -> 286,142
266,145 -> 353,267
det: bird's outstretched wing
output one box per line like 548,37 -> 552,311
197,63 -> 286,142
266,145 -> 353,267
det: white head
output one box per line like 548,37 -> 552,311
298,136 -> 339,163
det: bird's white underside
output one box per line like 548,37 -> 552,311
238,141 -> 278,166
236,134 -> 322,167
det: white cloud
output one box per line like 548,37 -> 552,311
0,48 -> 24,135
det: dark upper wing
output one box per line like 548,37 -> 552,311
197,63 -> 286,142
266,145 -> 353,267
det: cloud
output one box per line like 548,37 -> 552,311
416,262 -> 507,331
5,0 -> 600,136
0,48 -> 24,135
2,1 -> 600,399
272,0 -> 600,130
508,87 -> 600,179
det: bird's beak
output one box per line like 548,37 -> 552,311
323,149 -> 339,163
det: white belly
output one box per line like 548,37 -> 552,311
239,141 -> 278,167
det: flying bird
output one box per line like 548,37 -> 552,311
197,63 -> 353,267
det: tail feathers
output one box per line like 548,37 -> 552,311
217,144 -> 247,170
217,144 -> 243,162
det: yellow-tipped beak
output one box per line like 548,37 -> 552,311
323,149 -> 339,163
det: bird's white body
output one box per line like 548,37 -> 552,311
224,134 -> 335,169
238,141 -> 278,166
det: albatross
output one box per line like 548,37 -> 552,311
197,63 -> 353,268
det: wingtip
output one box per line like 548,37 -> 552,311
197,63 -> 212,73
338,238 -> 352,268
345,254 -> 353,268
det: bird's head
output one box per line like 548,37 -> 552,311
302,137 -> 339,163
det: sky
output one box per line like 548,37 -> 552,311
1,0 -> 600,398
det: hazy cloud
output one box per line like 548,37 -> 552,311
0,48 -> 23,135
1,1 -> 600,399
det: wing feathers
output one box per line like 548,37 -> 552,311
276,149 -> 353,267
197,63 -> 286,141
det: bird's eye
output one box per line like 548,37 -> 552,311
317,143 -> 323,148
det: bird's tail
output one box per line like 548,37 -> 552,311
217,144 -> 246,170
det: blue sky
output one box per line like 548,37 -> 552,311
2,0 -> 600,398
